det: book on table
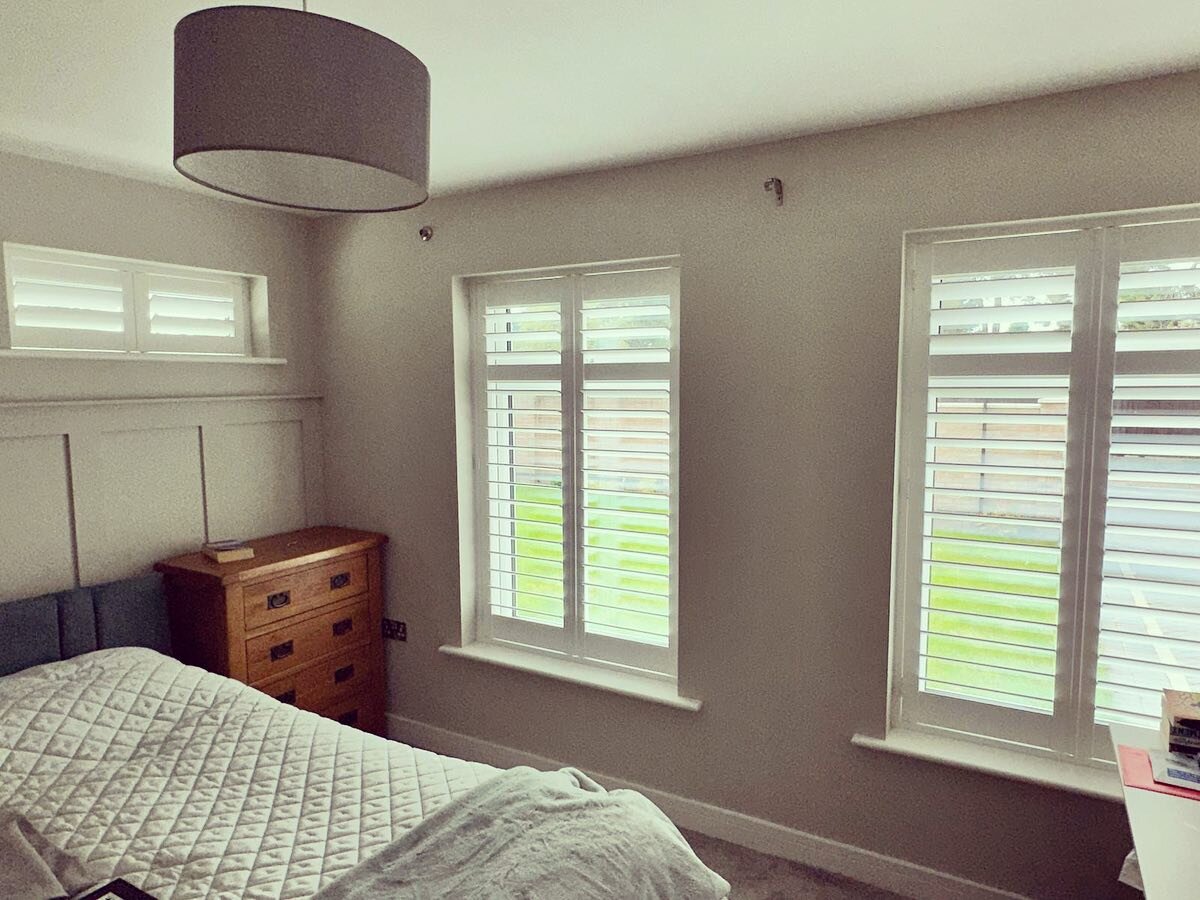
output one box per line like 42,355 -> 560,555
202,539 -> 254,564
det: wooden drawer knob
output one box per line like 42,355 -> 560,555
267,591 -> 291,610
330,572 -> 352,590
334,664 -> 355,684
338,709 -> 359,726
270,639 -> 294,662
332,618 -> 353,637
275,689 -> 296,704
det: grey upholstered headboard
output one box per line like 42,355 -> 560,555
0,573 -> 172,677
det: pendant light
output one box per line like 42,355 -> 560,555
173,3 -> 430,213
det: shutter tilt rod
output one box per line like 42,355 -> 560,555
763,177 -> 783,207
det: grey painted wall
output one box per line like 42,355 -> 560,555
311,72 -> 1200,898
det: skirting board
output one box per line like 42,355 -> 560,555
387,713 -> 1030,900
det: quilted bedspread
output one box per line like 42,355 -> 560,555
0,648 -> 498,899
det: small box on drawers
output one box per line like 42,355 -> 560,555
156,526 -> 388,736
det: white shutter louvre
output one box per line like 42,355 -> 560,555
929,269 -> 1075,356
6,251 -> 132,352
920,375 -> 1067,714
137,272 -> 248,355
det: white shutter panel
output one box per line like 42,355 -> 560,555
899,230 -> 1086,750
577,267 -> 677,674
919,264 -> 1075,718
1095,251 -> 1200,728
5,248 -> 132,351
479,276 -> 571,650
137,271 -> 248,354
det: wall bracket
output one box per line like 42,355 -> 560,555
764,177 -> 783,207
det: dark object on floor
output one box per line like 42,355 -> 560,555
77,878 -> 158,900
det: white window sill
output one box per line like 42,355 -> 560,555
852,729 -> 1123,802
438,642 -> 702,712
0,349 -> 285,365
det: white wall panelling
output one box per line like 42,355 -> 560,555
70,426 -> 206,585
0,394 -> 323,601
0,434 -> 75,598
201,420 -> 307,540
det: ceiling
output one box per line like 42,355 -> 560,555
4,1 -> 1200,201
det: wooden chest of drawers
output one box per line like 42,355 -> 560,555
155,526 -> 388,735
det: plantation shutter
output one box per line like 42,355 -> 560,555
577,267 -> 677,674
898,213 -> 1200,766
1093,222 -> 1200,742
470,262 -> 679,677
3,243 -> 255,357
5,248 -> 133,351
136,272 -> 249,354
479,275 -> 571,652
898,231 -> 1086,750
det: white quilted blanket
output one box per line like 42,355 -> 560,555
0,648 -> 498,899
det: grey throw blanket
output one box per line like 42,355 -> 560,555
313,767 -> 730,900
0,815 -> 101,900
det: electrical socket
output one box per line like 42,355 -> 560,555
381,619 -> 407,641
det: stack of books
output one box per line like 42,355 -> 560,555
202,539 -> 254,564
1150,689 -> 1200,790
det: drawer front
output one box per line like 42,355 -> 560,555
243,554 -> 368,632
245,598 -> 370,683
255,645 -> 373,711
318,696 -> 367,731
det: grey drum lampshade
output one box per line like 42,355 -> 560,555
174,6 -> 430,213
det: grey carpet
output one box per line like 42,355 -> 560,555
681,829 -> 905,900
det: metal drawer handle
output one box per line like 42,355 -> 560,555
338,709 -> 359,726
276,689 -> 296,704
334,664 -> 355,684
332,618 -> 353,637
330,572 -> 351,590
270,640 -> 294,662
267,591 -> 291,610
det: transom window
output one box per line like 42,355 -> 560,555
2,243 -> 261,357
893,211 -> 1200,765
456,259 -> 680,678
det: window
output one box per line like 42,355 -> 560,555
456,259 -> 680,678
2,243 -> 261,357
893,211 -> 1200,767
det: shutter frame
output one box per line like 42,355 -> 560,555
894,209 -> 1200,769
465,259 -> 680,678
2,242 -> 257,357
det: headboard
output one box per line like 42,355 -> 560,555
0,573 -> 172,677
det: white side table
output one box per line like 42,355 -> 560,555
1110,723 -> 1200,899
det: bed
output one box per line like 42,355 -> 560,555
0,646 -> 496,898
0,576 -> 728,899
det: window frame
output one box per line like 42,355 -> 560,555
890,204 -> 1200,769
2,242 -> 260,359
456,257 -> 681,681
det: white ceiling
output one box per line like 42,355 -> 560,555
3,1 -> 1200,200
